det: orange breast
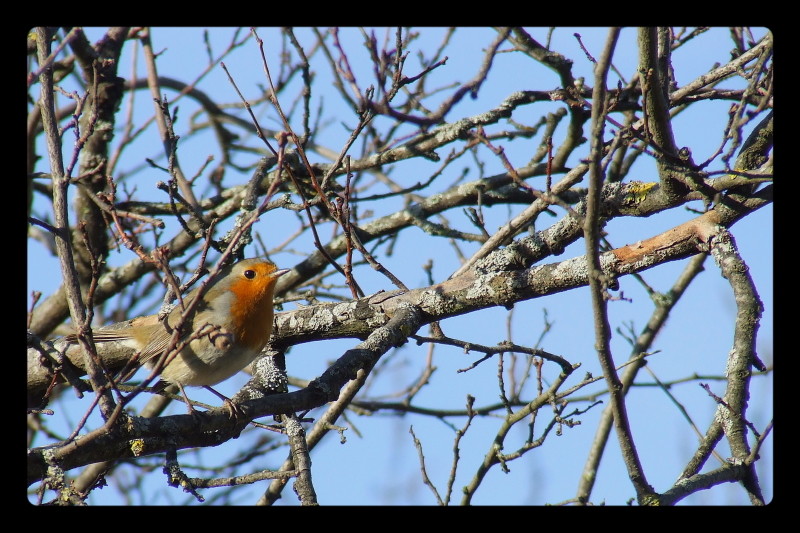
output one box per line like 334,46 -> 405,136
227,265 -> 279,351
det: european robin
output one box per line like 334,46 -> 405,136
66,258 -> 289,414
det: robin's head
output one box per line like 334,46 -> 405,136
204,258 -> 289,350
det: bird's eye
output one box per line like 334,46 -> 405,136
244,269 -> 256,279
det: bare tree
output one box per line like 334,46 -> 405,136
27,27 -> 772,506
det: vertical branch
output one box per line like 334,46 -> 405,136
585,27 -> 655,503
283,28 -> 314,145
637,27 -> 687,200
575,252 -> 707,503
67,28 -> 128,302
705,226 -> 765,505
140,28 -> 203,215
35,27 -> 117,420
284,416 -> 318,505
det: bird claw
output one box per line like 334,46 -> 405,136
201,385 -> 244,420
222,398 -> 244,420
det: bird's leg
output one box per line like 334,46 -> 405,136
176,382 -> 201,417
203,385 -> 243,419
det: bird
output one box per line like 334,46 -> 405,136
66,258 -> 289,416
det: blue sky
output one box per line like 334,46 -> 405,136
27,27 -> 772,505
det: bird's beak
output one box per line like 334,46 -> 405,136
273,268 -> 291,279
